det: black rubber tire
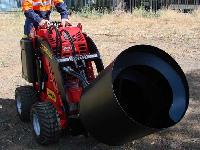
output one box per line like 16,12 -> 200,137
84,34 -> 104,73
31,102 -> 61,145
15,86 -> 38,122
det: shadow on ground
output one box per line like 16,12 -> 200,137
0,98 -> 102,150
0,69 -> 199,149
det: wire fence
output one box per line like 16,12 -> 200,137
0,0 -> 199,12
65,0 -> 200,12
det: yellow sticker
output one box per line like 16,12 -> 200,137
40,44 -> 53,59
47,88 -> 56,102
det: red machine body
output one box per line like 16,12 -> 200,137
32,23 -> 97,129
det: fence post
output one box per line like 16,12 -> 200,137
113,0 -> 115,11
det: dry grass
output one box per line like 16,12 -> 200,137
0,10 -> 200,149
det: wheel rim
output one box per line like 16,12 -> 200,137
16,96 -> 22,115
33,113 -> 41,136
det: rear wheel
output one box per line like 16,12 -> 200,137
15,86 -> 38,121
31,102 -> 61,145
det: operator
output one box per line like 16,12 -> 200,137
22,0 -> 71,37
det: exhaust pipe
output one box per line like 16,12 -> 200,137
80,45 -> 189,146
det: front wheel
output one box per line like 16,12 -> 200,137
84,34 -> 104,73
31,102 -> 61,145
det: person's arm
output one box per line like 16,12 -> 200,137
54,0 -> 71,26
22,0 -> 42,23
54,0 -> 68,19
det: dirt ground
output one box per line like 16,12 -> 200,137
0,10 -> 200,149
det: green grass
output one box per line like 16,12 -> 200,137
74,6 -> 108,18
131,7 -> 161,18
